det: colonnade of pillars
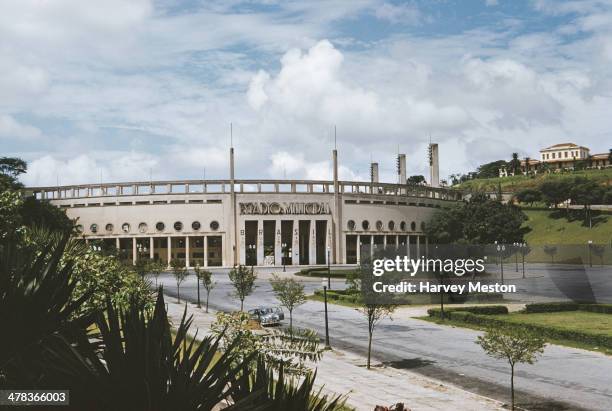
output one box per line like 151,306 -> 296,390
240,219 -> 331,267
87,236 -> 223,268
346,234 -> 427,264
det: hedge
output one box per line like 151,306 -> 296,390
524,302 -> 612,314
295,268 -> 355,278
427,305 -> 508,318
523,302 -> 580,313
313,289 -> 362,304
448,312 -> 612,349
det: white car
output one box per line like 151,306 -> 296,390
248,307 -> 284,326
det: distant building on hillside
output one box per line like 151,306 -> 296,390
499,143 -> 611,177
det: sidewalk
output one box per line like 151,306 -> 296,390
164,296 -> 504,411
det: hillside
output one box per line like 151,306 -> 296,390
455,168 -> 612,193
522,209 -> 612,245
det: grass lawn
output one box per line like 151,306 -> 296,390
420,311 -> 612,355
490,311 -> 612,336
307,293 -> 362,308
455,167 -> 612,193
522,209 -> 612,245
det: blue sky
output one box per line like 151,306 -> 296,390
2,0 -> 612,186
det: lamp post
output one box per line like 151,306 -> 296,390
513,242 -> 519,272
282,242 -> 287,272
321,279 -> 331,350
588,240 -> 593,268
497,243 -> 505,284
520,242 -> 526,279
494,240 -> 499,266
327,245 -> 331,290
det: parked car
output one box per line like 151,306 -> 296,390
248,306 -> 284,326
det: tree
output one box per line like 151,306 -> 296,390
476,160 -> 507,179
211,311 -> 325,376
200,268 -> 215,313
228,265 -> 257,311
426,193 -> 527,244
543,245 -> 557,263
194,264 -> 215,311
515,189 -> 541,206
539,180 -> 570,208
0,156 -> 27,190
476,327 -> 546,410
134,257 -> 150,278
569,178 -> 605,228
1,214 -> 345,409
270,274 -> 307,331
591,244 -> 605,266
148,259 -> 165,286
170,259 -> 188,303
193,263 -> 203,307
360,304 -> 396,369
509,153 -> 521,175
407,175 -> 426,185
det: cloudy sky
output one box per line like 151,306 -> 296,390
3,0 -> 612,186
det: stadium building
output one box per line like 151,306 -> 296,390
26,145 -> 462,268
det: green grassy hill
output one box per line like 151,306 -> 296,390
523,209 -> 612,245
455,168 -> 612,193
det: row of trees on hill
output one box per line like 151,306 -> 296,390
514,177 -> 612,228
450,149 -> 612,185
515,177 -> 612,208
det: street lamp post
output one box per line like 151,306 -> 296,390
521,242 -> 526,279
513,242 -> 519,272
322,279 -> 331,350
497,243 -> 505,285
327,246 -> 331,289
588,240 -> 593,268
282,242 -> 287,272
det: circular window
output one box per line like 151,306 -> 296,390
347,220 -> 356,230
362,220 -> 370,230
156,222 -> 165,232
421,221 -> 426,231
388,221 -> 395,231
410,221 -> 416,231
90,223 -> 98,233
192,221 -> 201,231
105,223 -> 114,232
376,220 -> 383,231
400,221 -> 407,231
138,222 -> 147,233
121,223 -> 130,233
174,221 -> 183,231
76,224 -> 83,234
210,220 -> 219,231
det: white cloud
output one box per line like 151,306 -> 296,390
4,0 -> 612,187
375,2 -> 422,24
0,115 -> 42,140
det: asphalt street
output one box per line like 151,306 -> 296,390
156,265 -> 612,410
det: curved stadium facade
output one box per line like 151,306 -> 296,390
26,147 -> 462,268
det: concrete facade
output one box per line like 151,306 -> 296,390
27,151 -> 462,268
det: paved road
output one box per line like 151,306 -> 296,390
156,266 -> 612,410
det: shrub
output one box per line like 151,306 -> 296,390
427,305 -> 508,318
523,302 -> 580,313
580,304 -> 612,314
